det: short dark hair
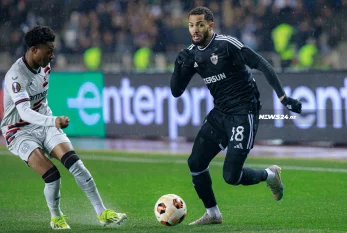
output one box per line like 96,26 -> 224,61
24,25 -> 55,47
188,6 -> 214,22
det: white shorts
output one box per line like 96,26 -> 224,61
4,126 -> 71,162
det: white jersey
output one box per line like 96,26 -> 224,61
1,57 -> 56,138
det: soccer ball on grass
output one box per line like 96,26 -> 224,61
154,194 -> 187,226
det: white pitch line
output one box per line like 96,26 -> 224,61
70,155 -> 347,173
2,150 -> 347,173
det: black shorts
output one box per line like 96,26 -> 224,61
203,108 -> 259,151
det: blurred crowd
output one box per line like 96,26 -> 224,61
1,0 -> 347,71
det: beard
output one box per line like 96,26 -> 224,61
191,30 -> 209,46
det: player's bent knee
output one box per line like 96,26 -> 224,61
188,155 -> 208,173
223,172 -> 242,186
190,166 -> 209,177
60,151 -> 80,170
187,149 -> 202,171
224,170 -> 242,185
187,156 -> 196,170
42,166 -> 60,183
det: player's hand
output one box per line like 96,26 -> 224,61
281,96 -> 302,114
176,49 -> 194,67
56,116 -> 70,129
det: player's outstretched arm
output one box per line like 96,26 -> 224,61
16,101 -> 57,126
241,46 -> 302,114
16,102 -> 70,128
170,49 -> 196,97
16,101 -> 70,128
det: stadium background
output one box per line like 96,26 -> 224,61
0,1 -> 347,232
1,0 -> 347,146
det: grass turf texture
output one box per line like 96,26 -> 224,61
0,147 -> 346,233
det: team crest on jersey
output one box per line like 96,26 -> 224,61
12,82 -> 21,93
210,53 -> 218,65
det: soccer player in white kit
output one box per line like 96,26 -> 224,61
1,25 -> 127,230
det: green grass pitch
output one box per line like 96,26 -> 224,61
0,147 -> 346,233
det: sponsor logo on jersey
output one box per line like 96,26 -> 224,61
12,82 -> 21,93
203,73 -> 226,84
210,53 -> 218,65
30,90 -> 47,100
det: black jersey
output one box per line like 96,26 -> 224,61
188,34 -> 261,114
171,33 -> 285,115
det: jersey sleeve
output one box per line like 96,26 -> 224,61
240,46 -> 285,98
4,70 -> 57,127
170,48 -> 196,97
170,62 -> 196,97
16,101 -> 57,127
217,35 -> 286,99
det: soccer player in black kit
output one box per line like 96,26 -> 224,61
170,7 -> 302,225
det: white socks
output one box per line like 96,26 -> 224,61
265,168 -> 275,180
69,160 -> 106,215
206,205 -> 221,219
44,178 -> 63,217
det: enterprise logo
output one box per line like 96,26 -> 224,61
67,82 -> 101,125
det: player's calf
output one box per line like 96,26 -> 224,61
60,151 -> 80,170
223,167 -> 268,186
223,150 -> 268,186
42,166 -> 70,229
60,151 -> 96,196
60,151 -> 110,219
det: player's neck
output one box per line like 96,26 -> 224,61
24,52 -> 40,70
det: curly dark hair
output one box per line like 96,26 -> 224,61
188,6 -> 214,22
24,25 -> 55,48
